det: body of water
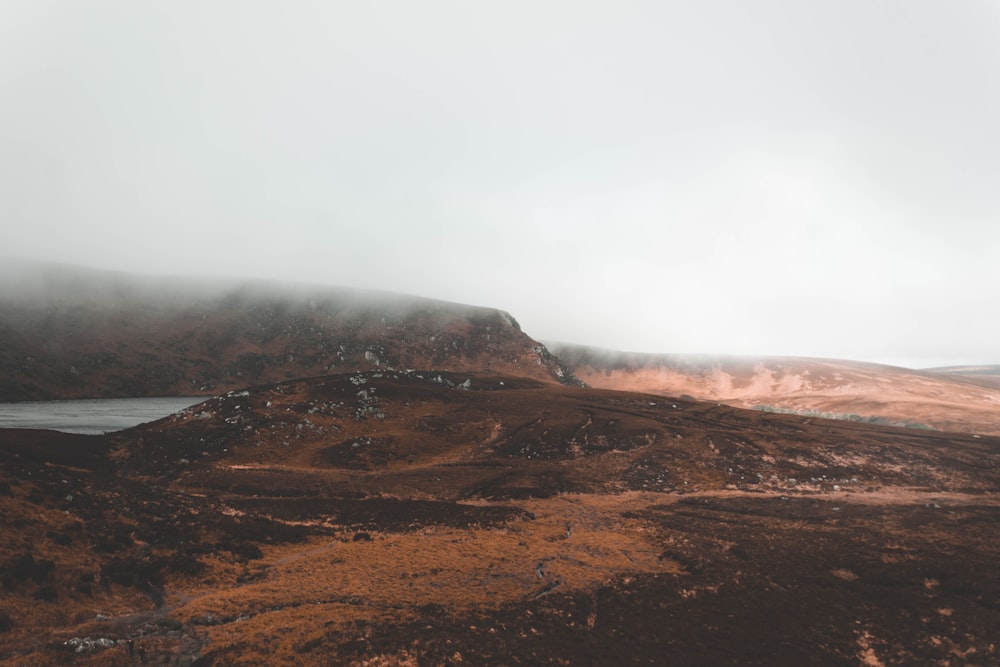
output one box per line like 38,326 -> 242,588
0,397 -> 205,434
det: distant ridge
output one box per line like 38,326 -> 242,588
549,343 -> 1000,435
0,261 -> 579,400
922,365 -> 1000,390
923,365 -> 1000,374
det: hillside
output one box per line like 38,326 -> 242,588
925,365 -> 1000,390
550,344 -> 1000,436
2,372 -> 998,665
0,261 -> 577,401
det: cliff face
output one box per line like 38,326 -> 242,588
0,262 -> 578,400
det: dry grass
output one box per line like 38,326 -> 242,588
4,372 -> 1000,665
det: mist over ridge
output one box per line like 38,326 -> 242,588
2,3 -> 1000,663
0,259 -> 577,401
549,341 -> 1000,436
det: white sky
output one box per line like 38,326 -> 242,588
2,1 -> 998,367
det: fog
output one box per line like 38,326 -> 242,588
0,257 -> 496,324
2,1 -> 998,368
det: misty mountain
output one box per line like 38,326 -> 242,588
0,261 -> 578,400
549,343 -> 1000,436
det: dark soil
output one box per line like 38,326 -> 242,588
2,371 -> 998,666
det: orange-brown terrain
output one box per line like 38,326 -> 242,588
2,372 -> 999,665
2,263 -> 999,664
927,366 -> 1000,391
552,345 -> 1000,436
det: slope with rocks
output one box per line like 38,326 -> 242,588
0,261 -> 577,401
551,344 -> 1000,436
1,371 -> 998,665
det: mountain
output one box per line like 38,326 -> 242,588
0,261 -> 578,401
550,344 -> 1000,435
2,371 -> 998,665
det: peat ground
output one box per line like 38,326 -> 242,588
1,372 -> 998,665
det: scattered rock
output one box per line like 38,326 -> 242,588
63,637 -> 116,654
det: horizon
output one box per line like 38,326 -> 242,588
2,1 -> 998,367
2,255 -> 996,372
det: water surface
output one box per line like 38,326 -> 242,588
0,397 -> 205,434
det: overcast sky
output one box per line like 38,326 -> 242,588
2,1 -> 998,367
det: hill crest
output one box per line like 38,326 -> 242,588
0,261 -> 579,400
549,344 -> 1000,435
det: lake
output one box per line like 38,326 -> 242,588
0,397 -> 206,435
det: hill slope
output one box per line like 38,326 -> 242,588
925,364 -> 1000,390
0,261 -> 576,401
2,372 -> 998,665
551,344 -> 1000,435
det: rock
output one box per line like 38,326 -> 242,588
64,637 -> 116,654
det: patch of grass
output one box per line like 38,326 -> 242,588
754,405 -> 935,430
